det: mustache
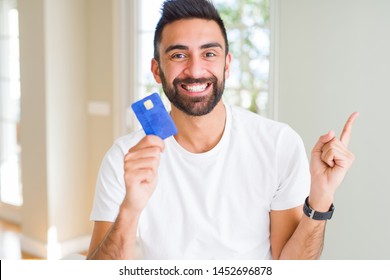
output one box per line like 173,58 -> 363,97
173,76 -> 217,86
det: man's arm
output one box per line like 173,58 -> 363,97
271,207 -> 327,259
87,135 -> 164,260
87,208 -> 140,259
271,112 -> 359,259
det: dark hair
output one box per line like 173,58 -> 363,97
153,0 -> 229,61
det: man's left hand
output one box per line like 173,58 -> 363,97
309,112 -> 359,211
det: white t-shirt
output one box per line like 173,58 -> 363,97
90,104 -> 310,259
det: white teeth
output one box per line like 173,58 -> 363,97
184,84 -> 207,92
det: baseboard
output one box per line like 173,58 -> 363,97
0,203 -> 22,224
21,234 -> 90,259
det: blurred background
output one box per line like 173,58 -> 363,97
0,0 -> 389,260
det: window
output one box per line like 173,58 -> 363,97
135,0 -> 270,116
0,0 -> 22,206
136,0 -> 166,102
214,0 -> 270,116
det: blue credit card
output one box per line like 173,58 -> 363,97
131,93 -> 178,139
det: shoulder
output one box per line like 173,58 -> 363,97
229,105 -> 300,142
95,129 -> 145,193
104,130 -> 145,160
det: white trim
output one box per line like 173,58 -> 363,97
0,203 -> 21,224
112,0 -> 138,138
269,0 -> 280,121
21,234 -> 90,260
112,0 -> 126,138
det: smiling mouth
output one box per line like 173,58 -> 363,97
181,83 -> 211,93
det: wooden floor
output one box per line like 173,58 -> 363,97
0,219 -> 43,260
0,219 -> 88,260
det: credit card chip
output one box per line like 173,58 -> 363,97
144,99 -> 154,110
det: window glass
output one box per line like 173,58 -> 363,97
0,0 -> 22,206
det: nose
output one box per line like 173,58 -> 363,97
183,56 -> 206,78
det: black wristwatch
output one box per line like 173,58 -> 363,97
303,196 -> 335,220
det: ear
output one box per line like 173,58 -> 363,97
224,52 -> 232,79
151,58 -> 162,84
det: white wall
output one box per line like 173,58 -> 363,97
277,0 -> 390,259
19,0 -> 90,258
18,0 -> 115,259
19,0 -> 49,247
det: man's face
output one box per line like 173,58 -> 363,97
152,18 -> 231,116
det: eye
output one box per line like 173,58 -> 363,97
205,52 -> 217,58
171,53 -> 186,60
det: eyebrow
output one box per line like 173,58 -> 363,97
164,42 -> 223,54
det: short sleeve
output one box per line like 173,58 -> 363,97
89,142 -> 126,222
89,132 -> 144,222
271,126 -> 310,210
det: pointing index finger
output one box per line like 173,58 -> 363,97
340,112 -> 359,147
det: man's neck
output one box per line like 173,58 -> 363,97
171,101 -> 226,153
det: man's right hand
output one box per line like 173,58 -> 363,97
122,135 -> 165,213
87,135 -> 164,260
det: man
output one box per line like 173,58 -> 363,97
87,0 -> 357,259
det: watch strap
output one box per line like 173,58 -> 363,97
303,196 -> 335,220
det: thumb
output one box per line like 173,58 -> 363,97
312,131 -> 335,155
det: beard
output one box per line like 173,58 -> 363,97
159,68 -> 225,117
